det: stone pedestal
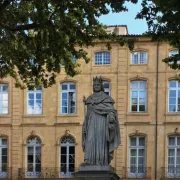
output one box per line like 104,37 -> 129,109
75,165 -> 120,180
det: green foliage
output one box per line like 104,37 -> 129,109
0,0 -> 137,89
137,0 -> 180,69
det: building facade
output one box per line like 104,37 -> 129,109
0,26 -> 180,180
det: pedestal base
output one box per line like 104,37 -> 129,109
75,165 -> 120,180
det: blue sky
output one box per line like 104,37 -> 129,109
98,0 -> 148,35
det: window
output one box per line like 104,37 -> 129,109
0,84 -> 8,114
131,52 -> 147,64
27,87 -> 42,114
95,52 -> 110,65
167,136 -> 180,177
170,50 -> 178,57
27,136 -> 41,178
168,80 -> 180,112
129,136 -> 146,178
60,136 -> 75,178
0,138 -> 8,178
169,50 -> 180,64
130,81 -> 147,112
61,83 -> 76,114
103,81 -> 111,96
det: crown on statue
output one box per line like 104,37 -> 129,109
93,76 -> 103,84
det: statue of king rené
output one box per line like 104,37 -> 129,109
82,76 -> 120,165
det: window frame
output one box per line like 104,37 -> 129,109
167,136 -> 180,178
60,83 -> 76,114
27,87 -> 43,115
168,80 -> 180,112
94,52 -> 111,65
26,136 -> 41,178
169,50 -> 179,57
0,137 -> 8,178
129,136 -> 146,178
130,80 -> 147,112
60,136 -> 75,178
0,84 -> 8,115
169,50 -> 180,65
131,51 -> 148,65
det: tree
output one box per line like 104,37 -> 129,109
137,0 -> 180,70
0,0 -> 137,89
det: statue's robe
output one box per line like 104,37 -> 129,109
82,91 -> 120,165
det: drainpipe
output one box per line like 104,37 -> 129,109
155,41 -> 159,180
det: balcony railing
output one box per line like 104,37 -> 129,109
18,167 -> 77,178
122,167 -> 151,179
161,167 -> 180,179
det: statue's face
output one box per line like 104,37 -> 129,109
93,82 -> 102,92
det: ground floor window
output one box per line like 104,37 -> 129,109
129,136 -> 146,178
60,136 -> 75,178
168,136 -> 180,177
0,138 -> 8,178
27,136 -> 41,178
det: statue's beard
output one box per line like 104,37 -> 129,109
93,88 -> 101,92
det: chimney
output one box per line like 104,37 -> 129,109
105,25 -> 128,35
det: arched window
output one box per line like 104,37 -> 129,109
130,81 -> 147,112
61,83 -> 76,114
95,52 -> 110,65
131,51 -> 147,64
168,80 -> 180,112
167,136 -> 180,177
27,136 -> 41,178
129,136 -> 146,178
0,84 -> 8,114
60,136 -> 75,178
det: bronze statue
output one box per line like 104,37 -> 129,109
82,76 -> 120,165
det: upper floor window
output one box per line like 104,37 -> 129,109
61,83 -> 76,114
169,50 -> 180,65
27,136 -> 41,178
27,87 -> 42,115
168,80 -> 180,112
129,136 -> 146,178
130,81 -> 147,112
0,84 -> 8,114
95,52 -> 110,65
169,50 -> 178,56
167,136 -> 180,177
131,52 -> 147,64
60,136 -> 75,178
103,81 -> 111,96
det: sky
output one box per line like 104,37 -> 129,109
98,0 -> 148,35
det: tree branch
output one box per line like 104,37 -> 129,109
5,23 -> 40,31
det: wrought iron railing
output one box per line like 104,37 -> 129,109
122,167 -> 151,179
18,167 -> 77,178
161,167 -> 180,179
